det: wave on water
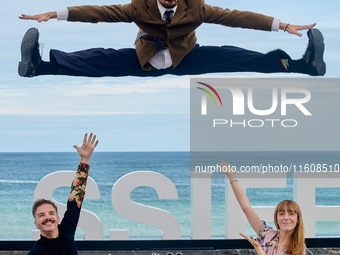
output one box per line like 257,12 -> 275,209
0,179 -> 38,184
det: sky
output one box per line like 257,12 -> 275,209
1,0 -> 339,152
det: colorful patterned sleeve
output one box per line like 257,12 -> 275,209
68,162 -> 90,208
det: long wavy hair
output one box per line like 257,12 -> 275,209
274,200 -> 305,255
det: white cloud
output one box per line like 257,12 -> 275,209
0,109 -> 141,116
52,76 -> 191,97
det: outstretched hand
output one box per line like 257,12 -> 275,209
239,233 -> 266,255
280,22 -> 316,37
73,133 -> 99,164
19,12 -> 57,22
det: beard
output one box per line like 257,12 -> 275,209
159,0 -> 178,8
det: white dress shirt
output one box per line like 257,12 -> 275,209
56,5 -> 279,70
147,1 -> 177,69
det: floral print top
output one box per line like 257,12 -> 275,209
68,162 -> 89,208
256,220 -> 285,255
256,221 -> 306,255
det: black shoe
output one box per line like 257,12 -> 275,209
302,28 -> 326,76
18,27 -> 41,77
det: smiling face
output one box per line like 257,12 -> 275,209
274,200 -> 305,255
274,200 -> 302,235
276,209 -> 298,233
34,203 -> 60,238
157,0 -> 179,8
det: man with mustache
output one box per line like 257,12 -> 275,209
19,0 -> 325,78
29,133 -> 98,255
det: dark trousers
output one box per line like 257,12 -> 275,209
50,44 -> 288,77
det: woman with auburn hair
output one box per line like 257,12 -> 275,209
221,161 -> 306,255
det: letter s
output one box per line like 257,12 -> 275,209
32,171 -> 103,240
110,171 -> 181,240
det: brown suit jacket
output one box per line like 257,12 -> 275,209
67,0 -> 274,71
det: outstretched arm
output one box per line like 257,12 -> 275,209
69,133 -> 99,208
239,233 -> 266,255
19,12 -> 57,22
61,133 -> 99,235
221,161 -> 262,234
279,22 -> 316,37
20,4 -> 134,24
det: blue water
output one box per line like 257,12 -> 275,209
0,152 -> 339,239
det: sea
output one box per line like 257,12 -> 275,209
0,151 -> 340,240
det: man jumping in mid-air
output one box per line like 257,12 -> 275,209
19,0 -> 326,78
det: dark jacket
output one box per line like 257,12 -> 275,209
67,0 -> 274,71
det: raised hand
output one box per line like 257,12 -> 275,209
221,161 -> 236,180
73,133 -> 99,164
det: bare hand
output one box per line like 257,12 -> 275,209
73,133 -> 99,164
239,233 -> 266,255
221,161 -> 236,179
279,23 -> 316,37
19,12 -> 57,22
